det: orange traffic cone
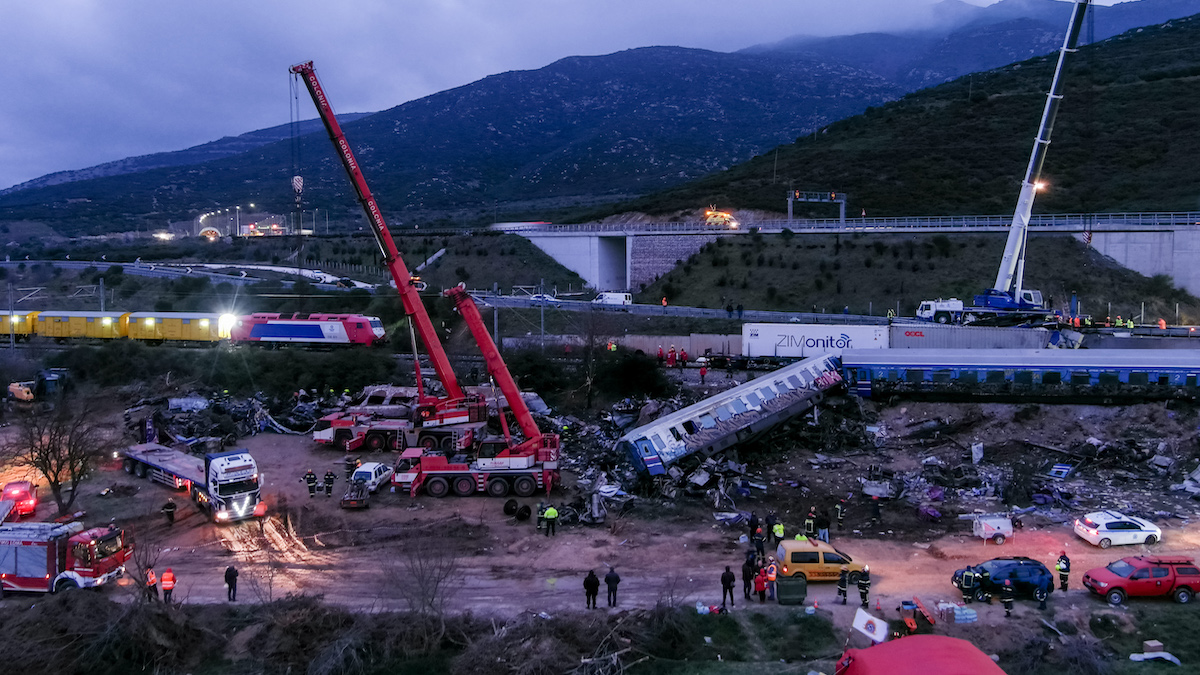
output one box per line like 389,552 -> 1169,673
875,599 -> 881,611
814,601 -> 820,609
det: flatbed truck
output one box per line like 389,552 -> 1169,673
122,443 -> 266,522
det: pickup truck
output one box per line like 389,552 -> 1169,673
1082,555 -> 1200,604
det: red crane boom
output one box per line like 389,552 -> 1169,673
289,61 -> 464,403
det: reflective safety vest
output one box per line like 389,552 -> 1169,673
146,570 -> 157,586
544,507 -> 558,520
961,570 -> 975,588
161,571 -> 176,590
795,534 -> 807,541
772,523 -> 784,539
804,517 -> 815,534
766,563 -> 777,581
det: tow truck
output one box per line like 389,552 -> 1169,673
917,0 -> 1091,326
291,62 -> 559,497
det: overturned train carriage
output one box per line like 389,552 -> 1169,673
617,353 -> 843,476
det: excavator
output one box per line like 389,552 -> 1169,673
290,62 -> 559,497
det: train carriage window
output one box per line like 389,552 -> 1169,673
759,387 -> 777,402
787,375 -> 805,389
959,371 -> 978,385
1071,371 -> 1091,385
1158,375 -> 1169,386
650,434 -> 667,450
1188,375 -> 1198,388
716,406 -> 733,422
699,414 -> 717,429
87,318 -> 94,323
1099,372 -> 1120,385
746,392 -> 762,407
905,369 -> 925,383
669,427 -> 683,442
1042,372 -> 1061,385
182,319 -> 191,324
1128,372 -> 1149,386
730,399 -> 748,414
932,369 -> 952,383
986,371 -> 1006,384
857,368 -> 869,380
682,420 -> 698,434
1013,371 -> 1033,385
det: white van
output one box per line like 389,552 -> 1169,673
593,292 -> 633,306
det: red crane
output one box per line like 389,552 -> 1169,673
290,60 -> 464,410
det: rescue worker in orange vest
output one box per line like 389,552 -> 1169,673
161,568 -> 177,603
1159,318 -> 1167,330
145,567 -> 159,601
765,556 -> 778,601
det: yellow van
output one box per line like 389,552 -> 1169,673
775,539 -> 866,583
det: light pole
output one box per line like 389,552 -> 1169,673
236,206 -> 241,236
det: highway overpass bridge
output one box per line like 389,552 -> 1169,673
496,212 -> 1200,295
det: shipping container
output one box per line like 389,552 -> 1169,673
889,323 -> 1049,350
742,323 -> 888,358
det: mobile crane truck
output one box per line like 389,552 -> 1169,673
122,443 -> 266,522
290,61 -> 560,498
918,0 -> 1091,326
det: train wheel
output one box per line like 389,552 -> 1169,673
425,477 -> 450,498
487,478 -> 510,498
513,476 -> 536,497
452,477 -> 475,496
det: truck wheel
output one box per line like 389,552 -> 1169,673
425,477 -> 449,498
440,435 -> 456,450
123,459 -> 135,474
452,476 -> 475,496
418,435 -> 438,450
1174,588 -> 1193,604
55,579 -> 78,593
934,312 -> 950,324
1106,588 -> 1126,605
135,462 -> 147,479
513,476 -> 537,497
1099,538 -> 1112,549
1145,534 -> 1158,545
488,479 -> 510,498
992,534 -> 1006,545
333,430 -> 352,446
364,433 -> 386,452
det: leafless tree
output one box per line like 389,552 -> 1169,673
388,540 -> 462,654
1,397 -> 115,515
127,527 -> 163,604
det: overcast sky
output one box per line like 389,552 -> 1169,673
1,0 -> 1120,191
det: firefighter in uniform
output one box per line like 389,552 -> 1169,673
803,508 -> 816,538
959,567 -> 976,603
751,528 -> 766,561
978,568 -> 993,603
323,470 -> 337,497
837,565 -> 849,605
161,498 -> 177,526
1001,579 -> 1015,617
343,455 -> 357,479
858,565 -> 872,608
161,568 -> 177,603
302,469 -> 318,497
1056,551 -> 1071,591
834,499 -> 847,531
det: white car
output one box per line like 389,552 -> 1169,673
1074,510 -> 1162,549
528,294 -> 561,307
351,462 -> 394,493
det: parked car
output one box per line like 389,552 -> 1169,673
528,294 -> 561,307
1073,510 -> 1162,548
2,480 -> 37,519
951,557 -> 1055,602
1083,555 -> 1200,604
775,539 -> 866,583
351,462 -> 394,493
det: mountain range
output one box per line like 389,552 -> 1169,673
2,0 -> 1198,236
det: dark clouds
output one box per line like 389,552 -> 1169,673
0,0 -> 1106,190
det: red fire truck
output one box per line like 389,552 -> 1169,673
0,521 -> 133,594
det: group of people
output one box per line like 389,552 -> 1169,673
142,565 -> 240,603
582,568 -> 621,608
956,552 -> 1070,617
656,345 -> 689,369
301,469 -> 341,497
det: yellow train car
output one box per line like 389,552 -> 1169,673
34,311 -> 129,340
0,311 -> 38,340
123,312 -> 224,343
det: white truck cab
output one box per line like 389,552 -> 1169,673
593,292 -> 632,306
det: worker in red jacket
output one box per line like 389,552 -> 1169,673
161,568 -> 177,603
754,568 -> 768,602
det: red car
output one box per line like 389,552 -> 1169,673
2,481 -> 37,519
1082,555 -> 1200,605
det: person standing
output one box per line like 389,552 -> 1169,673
605,568 -> 621,607
225,565 -> 239,602
754,567 -> 768,602
741,557 -> 756,600
584,570 -> 600,609
343,455 -> 357,480
161,498 -> 177,526
1056,551 -> 1071,591
834,499 -> 847,531
858,565 -> 871,608
1001,579 -> 1015,617
751,528 -> 766,560
747,511 -> 760,536
323,470 -> 337,497
302,469 -> 318,497
1035,575 -> 1051,611
765,556 -> 778,601
736,303 -> 744,319
772,520 -> 785,544
721,565 -> 736,607
161,568 -> 177,603
699,364 -> 707,384
661,296 -> 668,314
803,508 -> 816,539
959,568 -> 976,604
657,346 -> 664,366
726,302 -> 734,318
764,511 -> 777,543
816,509 -> 831,543
870,496 -> 882,525
679,349 -> 688,369
145,567 -> 159,602
837,566 -> 849,605
666,346 -> 676,368
543,504 -> 558,536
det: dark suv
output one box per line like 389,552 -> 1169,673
952,557 -> 1055,601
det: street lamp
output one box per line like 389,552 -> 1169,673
236,205 -> 241,235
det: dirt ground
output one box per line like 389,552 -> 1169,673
4,373 -> 1200,661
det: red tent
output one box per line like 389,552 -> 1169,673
836,635 -> 1006,675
